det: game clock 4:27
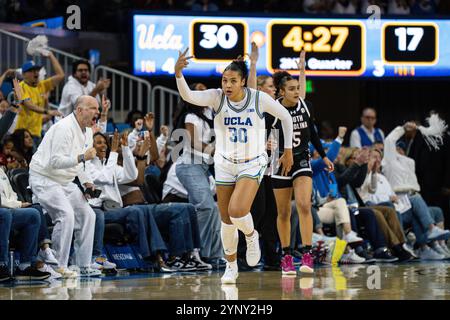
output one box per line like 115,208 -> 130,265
267,20 -> 366,76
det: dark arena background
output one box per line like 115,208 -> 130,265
0,0 -> 449,307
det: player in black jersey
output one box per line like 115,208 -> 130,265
268,51 -> 334,275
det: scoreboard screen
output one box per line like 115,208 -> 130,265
133,14 -> 449,78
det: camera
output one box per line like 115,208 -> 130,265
85,188 -> 102,198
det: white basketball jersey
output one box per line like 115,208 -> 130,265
214,88 -> 267,160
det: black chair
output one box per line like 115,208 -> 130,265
7,168 -> 28,182
10,172 -> 33,203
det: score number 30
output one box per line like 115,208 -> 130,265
199,24 -> 238,49
282,26 -> 349,52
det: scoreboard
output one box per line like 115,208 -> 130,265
133,14 -> 449,78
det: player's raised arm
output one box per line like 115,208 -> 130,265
247,42 -> 259,90
175,48 -> 220,107
297,50 -> 306,99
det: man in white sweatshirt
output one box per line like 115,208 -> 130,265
29,95 -> 101,278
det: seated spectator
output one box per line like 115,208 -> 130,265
117,134 -> 212,271
0,137 -> 22,170
0,165 -> 60,274
311,127 -> 364,245
86,131 -> 166,271
350,108 -> 385,148
59,59 -> 110,117
388,0 -> 411,14
382,122 -> 450,258
162,160 -> 223,263
0,207 -> 51,281
335,147 -> 404,262
10,128 -> 34,166
358,148 -> 449,260
331,0 -> 358,14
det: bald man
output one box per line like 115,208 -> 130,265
350,108 -> 385,148
29,95 -> 101,278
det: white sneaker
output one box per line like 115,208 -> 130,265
38,264 -> 62,280
79,267 -> 102,277
419,246 -> 445,260
440,243 -> 450,258
221,263 -> 238,284
90,261 -> 103,270
92,256 -> 116,270
54,267 -> 78,278
343,231 -> 363,244
431,242 -> 449,258
427,226 -> 450,241
340,249 -> 366,264
37,248 -> 59,265
402,243 -> 418,258
245,230 -> 261,267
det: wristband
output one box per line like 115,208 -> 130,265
136,155 -> 147,161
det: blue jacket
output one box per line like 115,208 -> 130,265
311,138 -> 342,200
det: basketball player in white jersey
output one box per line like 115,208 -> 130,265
175,48 -> 294,284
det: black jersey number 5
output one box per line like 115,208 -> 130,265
293,132 -> 301,148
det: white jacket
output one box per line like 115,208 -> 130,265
357,171 -> 396,204
59,76 -> 98,117
0,168 -> 21,209
381,126 -> 421,193
86,146 -> 138,208
30,113 -> 93,186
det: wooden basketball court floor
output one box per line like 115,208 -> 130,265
1,261 -> 449,300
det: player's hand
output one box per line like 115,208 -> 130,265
175,48 -> 193,78
323,156 -> 334,172
297,50 -> 306,71
278,148 -> 293,176
249,41 -> 259,64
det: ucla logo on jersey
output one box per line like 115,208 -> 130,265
224,117 -> 253,126
247,108 -> 255,113
301,108 -> 305,113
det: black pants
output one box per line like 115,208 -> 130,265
350,208 -> 387,250
237,176 -> 280,266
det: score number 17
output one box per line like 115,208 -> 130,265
394,27 -> 424,51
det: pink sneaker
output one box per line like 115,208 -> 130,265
299,252 -> 314,274
281,255 -> 296,276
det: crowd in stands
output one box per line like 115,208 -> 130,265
1,1 -> 449,33
0,48 -> 449,282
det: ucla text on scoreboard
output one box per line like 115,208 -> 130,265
133,14 -> 448,78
